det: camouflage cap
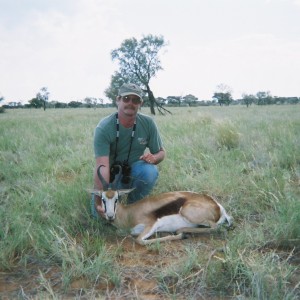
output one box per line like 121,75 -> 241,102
118,83 -> 143,99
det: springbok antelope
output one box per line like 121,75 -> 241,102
89,165 -> 233,245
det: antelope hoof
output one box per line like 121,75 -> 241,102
181,233 -> 190,240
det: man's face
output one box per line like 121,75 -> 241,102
117,95 -> 142,116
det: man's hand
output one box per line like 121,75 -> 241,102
96,204 -> 105,217
140,149 -> 165,165
140,153 -> 156,164
95,195 -> 106,218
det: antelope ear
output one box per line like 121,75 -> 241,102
87,189 -> 102,196
118,188 -> 135,196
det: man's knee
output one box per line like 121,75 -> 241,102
128,162 -> 159,203
131,161 -> 158,183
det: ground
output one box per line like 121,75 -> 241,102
0,233 -> 230,299
0,233 -> 299,299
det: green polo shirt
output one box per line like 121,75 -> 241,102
94,113 -> 163,166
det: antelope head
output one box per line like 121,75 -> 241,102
89,165 -> 133,221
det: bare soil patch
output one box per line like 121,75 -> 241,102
0,233 -> 298,299
0,233 -> 227,299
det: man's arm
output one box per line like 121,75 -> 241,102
93,156 -> 110,216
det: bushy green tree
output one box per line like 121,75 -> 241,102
213,92 -> 232,106
256,91 -> 272,105
213,84 -> 233,106
183,94 -> 198,106
68,101 -> 82,108
107,34 -> 169,115
29,97 -> 43,108
242,93 -> 256,107
167,96 -> 182,106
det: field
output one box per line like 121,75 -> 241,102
0,105 -> 299,299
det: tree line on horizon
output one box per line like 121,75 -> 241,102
1,91 -> 299,112
1,34 -> 299,113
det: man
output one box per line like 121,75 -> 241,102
92,83 -> 165,218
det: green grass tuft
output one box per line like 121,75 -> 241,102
0,105 -> 299,298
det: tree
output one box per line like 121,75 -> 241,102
90,97 -> 104,108
183,94 -> 198,106
83,97 -> 93,108
242,93 -> 256,107
48,101 -> 67,108
213,92 -> 233,106
36,87 -> 49,111
104,72 -> 127,107
0,95 -> 4,113
29,97 -> 43,108
213,84 -> 233,106
68,101 -> 82,108
156,97 -> 167,106
166,96 -> 182,106
83,97 -> 103,108
109,34 -> 169,115
256,91 -> 272,105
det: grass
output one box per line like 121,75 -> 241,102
0,105 -> 299,299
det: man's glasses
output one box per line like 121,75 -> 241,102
122,96 -> 142,105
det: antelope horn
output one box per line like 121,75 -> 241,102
97,165 -> 109,190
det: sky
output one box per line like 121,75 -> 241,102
1,0 -> 300,104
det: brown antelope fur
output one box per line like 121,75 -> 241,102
91,189 -> 232,245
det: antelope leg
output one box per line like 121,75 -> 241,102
137,233 -> 184,245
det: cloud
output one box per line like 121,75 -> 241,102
1,0 -> 300,103
0,0 -> 124,102
150,32 -> 300,99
